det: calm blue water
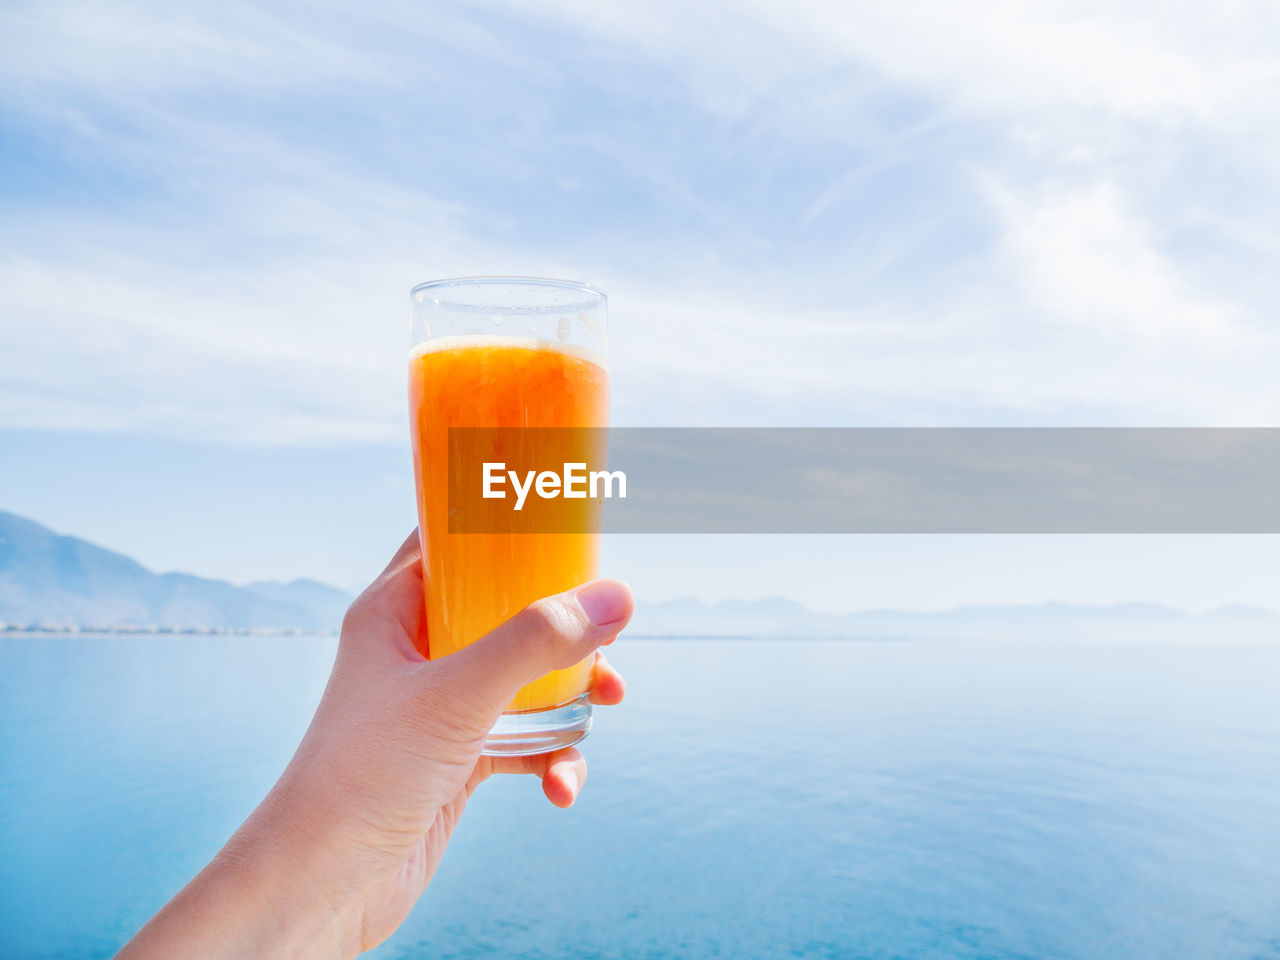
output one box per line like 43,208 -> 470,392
2,634 -> 1279,959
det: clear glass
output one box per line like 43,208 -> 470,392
408,277 -> 608,756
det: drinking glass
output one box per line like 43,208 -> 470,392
408,277 -> 608,755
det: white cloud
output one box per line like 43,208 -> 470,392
989,180 -> 1234,342
499,0 -> 1280,126
2,0 -> 1280,445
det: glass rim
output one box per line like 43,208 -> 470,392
410,276 -> 607,313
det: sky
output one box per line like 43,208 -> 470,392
3,1 -> 1280,609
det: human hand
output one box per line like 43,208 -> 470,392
118,530 -> 633,959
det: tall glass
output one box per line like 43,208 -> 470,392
408,277 -> 609,755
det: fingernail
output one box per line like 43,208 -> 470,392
575,579 -> 632,627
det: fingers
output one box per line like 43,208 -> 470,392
343,529 -> 422,615
434,579 -> 634,718
340,530 -> 426,659
541,748 -> 587,808
487,747 -> 588,808
588,651 -> 626,706
382,529 -> 423,579
356,529 -> 421,595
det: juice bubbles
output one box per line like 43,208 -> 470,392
408,335 -> 609,712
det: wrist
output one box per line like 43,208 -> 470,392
220,776 -> 368,959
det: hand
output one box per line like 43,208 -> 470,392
117,530 -> 633,959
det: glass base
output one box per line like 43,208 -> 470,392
482,694 -> 593,757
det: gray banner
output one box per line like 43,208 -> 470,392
447,428 -> 1280,533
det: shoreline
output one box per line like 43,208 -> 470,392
1,625 -> 339,637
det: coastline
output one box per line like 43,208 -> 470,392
0,624 -> 338,637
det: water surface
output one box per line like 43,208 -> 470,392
2,634 -> 1278,958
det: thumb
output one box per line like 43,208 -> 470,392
434,579 -> 634,716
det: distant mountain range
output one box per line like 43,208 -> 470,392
0,511 -> 352,632
627,595 -> 1280,640
3,509 -> 1277,640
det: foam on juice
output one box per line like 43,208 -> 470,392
409,334 -> 608,371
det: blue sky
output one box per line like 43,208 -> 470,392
4,1 -> 1280,608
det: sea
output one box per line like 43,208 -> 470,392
1,633 -> 1278,959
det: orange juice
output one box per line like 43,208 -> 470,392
408,335 -> 609,712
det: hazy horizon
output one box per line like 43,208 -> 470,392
6,507 -> 1280,623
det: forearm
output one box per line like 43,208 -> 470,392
117,785 -> 364,960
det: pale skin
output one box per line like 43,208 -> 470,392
117,531 -> 634,959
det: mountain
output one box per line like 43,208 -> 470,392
628,596 -> 1280,641
4,508 -> 1277,640
244,579 -> 354,630
0,511 -> 352,631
